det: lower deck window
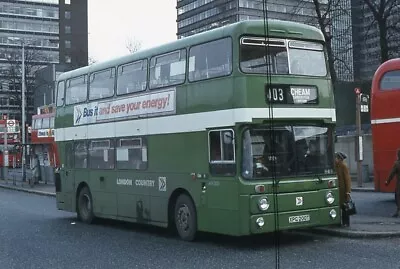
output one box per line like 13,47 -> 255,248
116,137 -> 148,170
89,140 -> 115,169
242,125 -> 334,179
208,129 -> 236,176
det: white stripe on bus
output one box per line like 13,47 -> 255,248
55,107 -> 336,141
371,117 -> 400,125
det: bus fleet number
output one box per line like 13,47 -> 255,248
267,88 -> 284,103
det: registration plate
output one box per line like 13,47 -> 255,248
288,214 -> 311,223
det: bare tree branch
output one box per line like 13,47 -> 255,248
0,46 -> 45,121
125,37 -> 142,54
289,0 -> 353,82
362,0 -> 400,63
88,56 -> 97,65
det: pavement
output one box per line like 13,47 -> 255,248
1,173 -> 399,239
0,177 -> 55,197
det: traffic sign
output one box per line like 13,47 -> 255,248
360,93 -> 369,113
7,120 -> 14,127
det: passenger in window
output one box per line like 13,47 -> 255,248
304,140 -> 321,173
263,134 -> 292,175
210,147 -> 221,161
209,133 -> 221,161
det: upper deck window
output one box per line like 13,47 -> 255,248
288,40 -> 326,76
42,118 -> 50,129
65,75 -> 87,105
117,59 -> 147,95
56,81 -> 65,107
149,49 -> 186,89
89,68 -> 115,100
380,70 -> 400,91
50,117 -> 55,128
240,37 -> 289,74
34,119 -> 42,129
240,37 -> 327,77
188,37 -> 232,82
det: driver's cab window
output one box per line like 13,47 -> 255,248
208,129 -> 235,176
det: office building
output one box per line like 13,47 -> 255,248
176,0 -> 354,81
351,0 -> 400,80
0,0 -> 88,123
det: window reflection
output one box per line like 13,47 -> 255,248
380,70 -> 400,91
240,37 -> 327,77
242,125 -> 334,179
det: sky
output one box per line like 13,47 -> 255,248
87,0 -> 177,63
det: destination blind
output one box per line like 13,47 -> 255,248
265,84 -> 318,104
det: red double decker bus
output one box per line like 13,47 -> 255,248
31,104 -> 59,169
371,58 -> 400,198
0,119 -> 22,167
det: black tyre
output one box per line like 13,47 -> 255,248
77,186 -> 95,224
174,194 -> 197,241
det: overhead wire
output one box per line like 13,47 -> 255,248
261,1 -> 280,268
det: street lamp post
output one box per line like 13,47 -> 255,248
21,42 -> 26,182
8,37 -> 26,181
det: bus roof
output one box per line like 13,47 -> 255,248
57,19 -> 324,82
32,113 -> 55,120
372,57 -> 400,93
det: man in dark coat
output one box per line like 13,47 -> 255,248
385,149 -> 400,217
335,151 -> 352,226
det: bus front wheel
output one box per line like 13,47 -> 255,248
77,186 -> 95,224
174,194 -> 197,241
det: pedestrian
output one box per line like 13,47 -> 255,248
385,148 -> 400,217
335,151 -> 352,227
31,154 -> 40,185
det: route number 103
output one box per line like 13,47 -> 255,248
267,87 -> 284,103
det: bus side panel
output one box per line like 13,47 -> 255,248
87,169 -> 117,217
145,131 -> 242,234
200,176 -> 240,235
147,133 -> 199,225
56,142 -> 75,212
116,170 -> 152,223
372,123 -> 400,193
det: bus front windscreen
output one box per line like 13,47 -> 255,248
241,125 -> 334,179
239,37 -> 327,77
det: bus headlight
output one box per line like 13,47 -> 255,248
256,217 -> 265,227
329,209 -> 337,219
326,192 -> 335,204
258,197 -> 270,211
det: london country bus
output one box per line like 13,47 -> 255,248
371,57 -> 400,199
55,19 -> 339,241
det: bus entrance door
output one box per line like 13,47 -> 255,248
61,142 -> 75,209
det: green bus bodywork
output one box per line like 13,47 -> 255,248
54,20 -> 340,241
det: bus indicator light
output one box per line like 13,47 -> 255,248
255,185 -> 265,193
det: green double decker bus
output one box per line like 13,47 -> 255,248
54,19 -> 340,241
